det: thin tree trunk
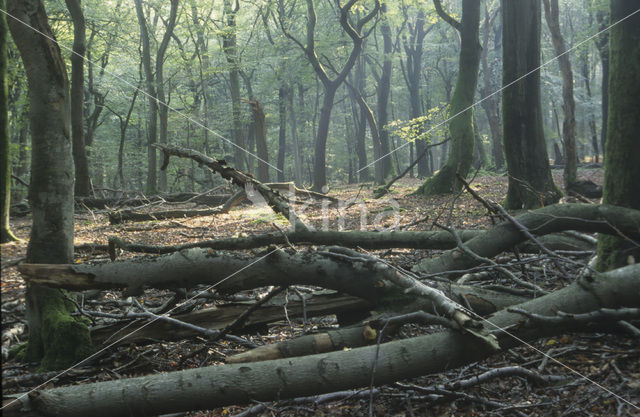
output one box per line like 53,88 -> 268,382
594,7 -> 609,161
543,0 -> 577,189
155,0 -> 179,192
247,99 -> 270,183
289,85 -> 303,186
65,0 -> 91,197
134,0 -> 158,194
0,0 -> 17,242
377,2 -> 394,179
223,0 -> 246,171
277,87 -> 286,182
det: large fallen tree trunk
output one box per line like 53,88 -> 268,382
106,228 -> 593,255
5,264 -> 638,417
19,247 -> 527,317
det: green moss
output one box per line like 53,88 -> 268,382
9,342 -> 27,360
26,289 -> 94,371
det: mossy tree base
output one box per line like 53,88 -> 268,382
413,164 -> 460,196
1,227 -> 20,243
25,286 -> 93,371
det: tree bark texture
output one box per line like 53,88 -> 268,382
597,0 -> 640,270
501,0 -> 561,209
417,0 -> 481,195
7,0 -> 92,369
13,264 -> 640,417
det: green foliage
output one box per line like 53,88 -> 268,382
386,104 -> 449,145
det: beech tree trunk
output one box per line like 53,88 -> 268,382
417,0 -> 481,195
7,0 -> 93,369
597,0 -> 640,270
134,0 -> 158,194
543,0 -> 577,189
223,0 -> 246,171
501,0 -> 561,209
155,0 -> 179,192
65,0 -> 91,197
377,2 -> 394,179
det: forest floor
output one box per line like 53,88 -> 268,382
2,167 -> 639,416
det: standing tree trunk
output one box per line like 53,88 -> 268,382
501,0 -> 561,209
289,85 -> 303,186
594,6 -> 609,161
134,0 -> 158,194
479,2 -> 504,170
277,87 -> 286,182
416,0 -> 481,195
246,99 -> 270,183
597,0 -> 640,270
7,0 -> 93,369
223,0 -> 246,172
0,0 -> 18,243
377,2 -> 394,179
155,0 -> 179,192
402,9 -> 430,178
65,0 -> 91,197
580,46 -> 599,163
543,0 -> 577,190
349,57 -> 372,182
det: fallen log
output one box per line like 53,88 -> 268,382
108,206 -> 229,224
413,203 -> 640,274
90,292 -> 371,346
18,247 -> 528,317
106,228 -> 593,254
5,264 -> 638,417
77,193 -> 231,210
